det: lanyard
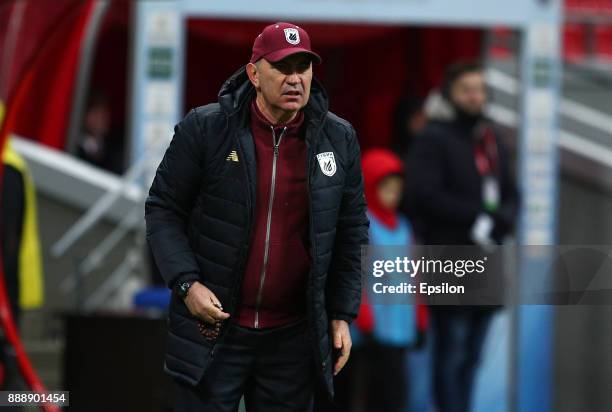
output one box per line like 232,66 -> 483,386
474,125 -> 501,212
474,126 -> 499,177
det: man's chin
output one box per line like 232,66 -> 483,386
464,106 -> 484,116
280,102 -> 304,112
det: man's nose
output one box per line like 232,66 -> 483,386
286,72 -> 300,84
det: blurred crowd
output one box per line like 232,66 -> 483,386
316,61 -> 519,412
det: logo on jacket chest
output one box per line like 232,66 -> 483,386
226,150 -> 239,162
316,152 -> 336,177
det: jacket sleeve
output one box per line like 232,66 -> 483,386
405,134 -> 481,224
326,126 -> 370,323
144,109 -> 204,289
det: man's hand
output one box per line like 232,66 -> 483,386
331,319 -> 352,376
183,282 -> 230,324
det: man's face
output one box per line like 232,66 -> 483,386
247,53 -> 313,114
406,109 -> 427,136
85,104 -> 111,137
449,71 -> 487,116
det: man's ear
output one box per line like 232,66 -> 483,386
246,62 -> 259,90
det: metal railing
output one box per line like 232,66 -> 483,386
485,66 -> 612,170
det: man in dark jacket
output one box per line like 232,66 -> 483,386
405,62 -> 519,412
145,22 -> 369,411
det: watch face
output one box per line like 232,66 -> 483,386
178,282 -> 191,297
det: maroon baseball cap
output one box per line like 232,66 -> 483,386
250,22 -> 322,64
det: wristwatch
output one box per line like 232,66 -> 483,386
175,280 -> 194,300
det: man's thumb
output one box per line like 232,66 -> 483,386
334,331 -> 342,348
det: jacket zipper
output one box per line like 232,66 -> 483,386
305,121 -> 329,377
231,131 -> 255,306
212,129 -> 254,359
254,125 -> 287,328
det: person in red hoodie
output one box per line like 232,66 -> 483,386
331,149 -> 424,412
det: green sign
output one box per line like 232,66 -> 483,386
147,47 -> 173,79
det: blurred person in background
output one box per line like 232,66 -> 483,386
77,91 -> 124,174
0,137 -> 44,395
391,95 -> 428,244
390,96 -> 433,412
390,95 -> 426,162
404,62 -> 519,412
328,148 -> 418,412
145,22 -> 368,412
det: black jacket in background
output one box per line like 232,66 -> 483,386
404,94 -> 519,245
145,65 -> 369,398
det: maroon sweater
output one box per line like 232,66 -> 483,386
234,100 -> 311,328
